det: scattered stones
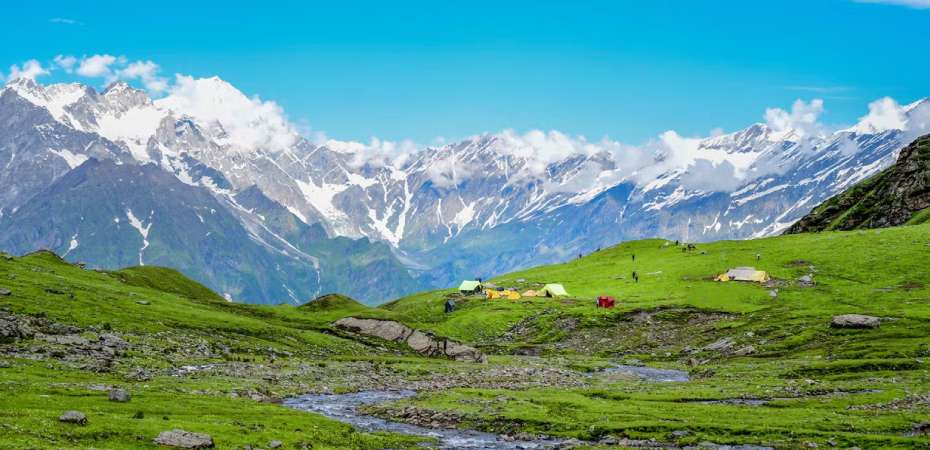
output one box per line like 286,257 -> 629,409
59,410 -> 87,425
0,288 -> 10,296
733,345 -> 757,356
831,314 -> 880,329
334,317 -> 486,363
268,440 -> 283,449
109,388 -> 131,402
153,429 -> 215,448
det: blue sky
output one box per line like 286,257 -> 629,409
2,0 -> 928,144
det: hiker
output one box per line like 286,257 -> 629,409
756,253 -> 761,261
675,240 -> 679,246
632,254 -> 635,262
632,271 -> 638,283
444,299 -> 456,313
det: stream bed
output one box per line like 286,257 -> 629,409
284,390 -> 565,449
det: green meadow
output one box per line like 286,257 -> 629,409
2,222 -> 930,448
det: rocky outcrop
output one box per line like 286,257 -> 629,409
334,317 -> 486,363
153,429 -> 214,449
0,311 -> 34,339
787,134 -> 930,233
831,314 -> 881,329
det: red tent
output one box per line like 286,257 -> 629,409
597,296 -> 615,309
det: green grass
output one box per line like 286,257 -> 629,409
0,251 -> 429,449
3,223 -> 930,448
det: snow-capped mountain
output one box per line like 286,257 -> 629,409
1,75 -> 927,302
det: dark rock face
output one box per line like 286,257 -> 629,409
334,317 -> 486,363
786,134 -> 930,233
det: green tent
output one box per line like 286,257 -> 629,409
458,280 -> 483,293
540,283 -> 568,297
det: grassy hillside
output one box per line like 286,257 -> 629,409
786,133 -> 930,233
3,221 -> 930,448
377,223 -> 930,447
0,251 -> 424,449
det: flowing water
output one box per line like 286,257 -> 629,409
603,364 -> 690,382
284,390 -> 564,449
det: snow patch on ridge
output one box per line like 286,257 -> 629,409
125,208 -> 153,265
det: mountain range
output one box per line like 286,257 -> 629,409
0,75 -> 928,304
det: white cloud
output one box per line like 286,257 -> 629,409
7,59 -> 50,81
764,99 -> 826,139
426,154 -> 474,188
679,159 -> 742,192
49,17 -> 82,25
155,74 -> 299,152
850,97 -> 907,134
117,60 -> 168,94
855,0 -> 930,8
76,54 -> 122,78
53,55 -> 77,73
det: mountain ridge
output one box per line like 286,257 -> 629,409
2,76 -> 929,302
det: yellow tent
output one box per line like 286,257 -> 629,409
504,290 -> 521,300
539,283 -> 569,297
717,267 -> 769,283
485,290 -> 502,299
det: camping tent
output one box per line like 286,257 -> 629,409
597,296 -> 616,308
459,280 -> 483,294
540,283 -> 569,297
717,267 -> 769,283
522,289 -> 538,297
504,290 -> 521,300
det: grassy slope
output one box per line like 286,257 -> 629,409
0,251 -> 421,449
387,225 -> 930,344
382,224 -> 930,447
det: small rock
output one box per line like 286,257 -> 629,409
671,430 -> 691,438
269,440 -> 283,449
831,314 -> 880,329
804,442 -> 818,448
136,300 -> 150,305
733,345 -> 757,356
703,337 -> 734,352
0,288 -> 10,296
59,410 -> 87,425
153,429 -> 215,448
768,289 -> 778,298
109,388 -> 131,402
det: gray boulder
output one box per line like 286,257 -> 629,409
153,429 -> 215,448
108,388 -> 131,402
334,317 -> 486,363
59,410 -> 87,425
334,317 -> 413,342
0,288 -> 10,296
269,440 -> 283,449
831,314 -> 880,329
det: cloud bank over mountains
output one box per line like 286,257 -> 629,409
3,54 -> 928,196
